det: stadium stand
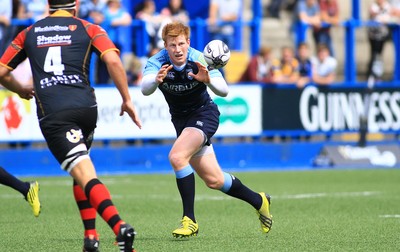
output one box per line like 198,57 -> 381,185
1,0 -> 399,175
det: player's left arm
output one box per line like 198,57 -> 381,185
102,51 -> 142,129
189,61 -> 229,97
141,55 -> 172,96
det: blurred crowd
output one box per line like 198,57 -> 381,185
250,0 -> 400,86
1,0 -> 400,87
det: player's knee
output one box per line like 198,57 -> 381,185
168,151 -> 187,168
204,176 -> 224,190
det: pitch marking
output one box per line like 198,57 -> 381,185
379,215 -> 400,218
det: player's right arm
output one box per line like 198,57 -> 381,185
0,28 -> 34,100
141,54 -> 172,96
0,65 -> 34,100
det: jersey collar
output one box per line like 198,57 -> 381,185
50,10 -> 74,17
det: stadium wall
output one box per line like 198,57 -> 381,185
0,85 -> 399,177
0,142 -> 325,177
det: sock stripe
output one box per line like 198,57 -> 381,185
84,218 -> 96,230
103,205 -> 120,221
77,200 -> 92,210
73,180 -> 97,237
85,178 -> 122,236
85,179 -> 102,196
97,199 -> 112,215
220,172 -> 233,193
80,209 -> 96,220
175,165 -> 194,179
108,215 -> 121,230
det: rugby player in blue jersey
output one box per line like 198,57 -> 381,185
141,22 -> 272,238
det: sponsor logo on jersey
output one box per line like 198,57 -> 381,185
186,69 -> 193,80
37,35 -> 72,46
34,25 -> 69,33
166,71 -> 175,79
69,25 -> 77,31
161,82 -> 199,93
40,75 -> 83,88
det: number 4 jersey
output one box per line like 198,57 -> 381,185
0,10 -> 119,119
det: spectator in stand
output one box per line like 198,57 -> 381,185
123,53 -> 142,86
367,0 -> 392,80
311,43 -> 337,85
156,0 -> 190,49
315,0 -> 339,56
0,0 -> 12,56
296,42 -> 312,88
265,0 -> 298,19
135,0 -> 165,50
292,0 -> 321,45
390,0 -> 400,19
239,46 -> 273,83
77,0 -> 95,19
85,0 -> 107,24
208,0 -> 241,49
271,46 -> 300,84
96,0 -> 132,84
102,0 -> 132,47
160,0 -> 190,24
20,0 -> 48,21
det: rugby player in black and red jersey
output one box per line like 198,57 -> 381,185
0,0 -> 141,251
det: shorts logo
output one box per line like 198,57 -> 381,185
66,129 -> 83,143
196,120 -> 204,127
69,25 -> 77,31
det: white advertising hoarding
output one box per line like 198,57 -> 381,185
0,85 -> 262,141
0,90 -> 43,141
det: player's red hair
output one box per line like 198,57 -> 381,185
161,22 -> 190,42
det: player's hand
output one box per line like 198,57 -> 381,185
156,64 -> 173,84
120,101 -> 142,129
188,62 -> 211,83
17,85 -> 35,100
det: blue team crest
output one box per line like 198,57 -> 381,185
166,71 -> 175,79
186,69 -> 193,80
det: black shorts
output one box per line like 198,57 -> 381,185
171,101 -> 220,146
39,107 -> 97,164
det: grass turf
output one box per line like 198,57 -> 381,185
0,168 -> 399,251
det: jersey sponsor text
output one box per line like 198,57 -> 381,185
40,74 -> 83,88
37,35 -> 72,46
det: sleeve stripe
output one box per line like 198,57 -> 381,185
99,48 -> 120,59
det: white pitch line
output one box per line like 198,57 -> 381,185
0,190 -> 380,201
379,215 -> 400,218
275,191 -> 379,200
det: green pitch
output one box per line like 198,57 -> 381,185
0,168 -> 399,251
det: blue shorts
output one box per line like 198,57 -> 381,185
171,101 -> 220,146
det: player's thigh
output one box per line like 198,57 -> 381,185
39,108 -> 97,165
191,152 -> 224,184
170,127 -> 204,164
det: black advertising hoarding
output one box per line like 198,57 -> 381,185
262,85 -> 400,133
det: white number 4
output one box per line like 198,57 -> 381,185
44,46 -> 65,75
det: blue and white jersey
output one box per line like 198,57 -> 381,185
143,47 -> 223,117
